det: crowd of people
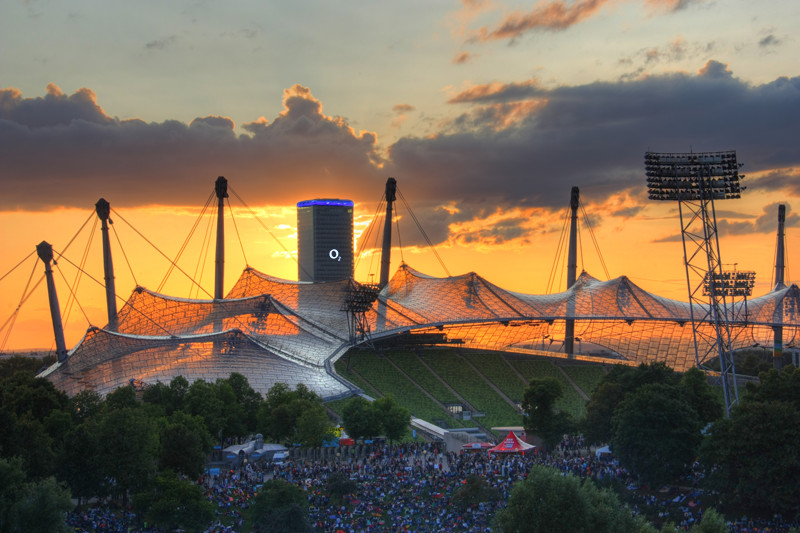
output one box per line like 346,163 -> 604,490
66,436 -> 799,532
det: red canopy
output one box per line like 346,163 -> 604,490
488,431 -> 536,455
461,441 -> 493,451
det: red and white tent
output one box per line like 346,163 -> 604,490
488,431 -> 536,455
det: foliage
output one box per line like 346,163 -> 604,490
58,418 -> 103,502
451,474 -> 500,511
340,396 -> 382,440
0,356 -> 55,379
294,405 -> 336,447
326,472 -> 357,505
249,479 -> 310,533
494,464 -> 650,533
611,383 -> 702,488
582,362 -> 689,445
679,367 -> 723,425
157,411 -> 212,478
257,382 -> 327,444
689,508 -> 727,533
522,377 -> 574,448
94,407 -> 159,502
699,399 -> 800,520
0,457 -> 72,533
133,472 -> 214,533
340,395 -> 410,442
372,396 -> 410,442
184,379 -> 245,441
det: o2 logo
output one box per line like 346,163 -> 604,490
329,249 -> 342,262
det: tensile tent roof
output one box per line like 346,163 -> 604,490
488,431 -> 536,455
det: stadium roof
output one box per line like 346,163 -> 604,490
42,263 -> 800,398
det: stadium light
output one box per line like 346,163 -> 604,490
703,270 -> 756,297
645,151 -> 744,201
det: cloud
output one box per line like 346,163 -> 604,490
0,83 -> 384,211
452,51 -> 473,64
145,36 -> 178,51
758,34 -> 781,49
718,203 -> 800,236
2,64 -> 798,252
470,0 -> 612,42
392,104 -> 415,114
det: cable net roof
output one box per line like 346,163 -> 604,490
42,263 -> 800,398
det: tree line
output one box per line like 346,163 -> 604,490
521,361 -> 800,524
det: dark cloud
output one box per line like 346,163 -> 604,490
385,61 -> 800,224
747,169 -> 800,196
145,36 -> 178,50
718,203 -> 799,236
0,83 -> 385,211
1,63 -> 798,251
759,35 -> 780,49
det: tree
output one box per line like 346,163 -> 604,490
522,377 -> 573,448
451,474 -> 500,511
340,396 -> 382,440
223,372 -> 263,430
249,479 -> 310,533
582,380 -> 625,444
372,396 -> 410,442
326,472 -> 357,506
257,383 -> 328,444
0,457 -> 72,533
104,384 -> 139,411
611,383 -> 702,488
679,367 -> 723,426
157,411 -> 212,478
699,400 -> 800,520
582,362 -> 683,445
184,379 -> 243,442
58,419 -> 103,504
294,405 -> 335,447
133,472 -> 214,533
94,406 -> 158,503
494,464 -> 652,533
69,389 -> 103,422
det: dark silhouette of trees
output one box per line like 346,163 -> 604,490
611,383 -> 702,488
522,377 -> 573,449
494,464 -> 652,533
700,367 -> 800,520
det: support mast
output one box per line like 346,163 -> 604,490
36,241 -> 68,363
214,176 -> 228,300
773,204 -> 786,369
379,177 -> 397,289
95,198 -> 117,330
564,186 -> 579,356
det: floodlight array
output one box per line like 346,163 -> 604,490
344,282 -> 381,313
703,270 -> 756,297
645,151 -> 744,201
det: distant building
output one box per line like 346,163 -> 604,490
297,199 -> 354,282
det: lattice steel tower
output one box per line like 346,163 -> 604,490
645,150 -> 745,417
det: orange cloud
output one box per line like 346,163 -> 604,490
472,0 -> 611,41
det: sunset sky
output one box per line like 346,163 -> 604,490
1,0 -> 799,351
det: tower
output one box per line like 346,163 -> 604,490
645,150 -> 744,417
297,199 -> 354,282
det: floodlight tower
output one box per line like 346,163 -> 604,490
645,150 -> 744,417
